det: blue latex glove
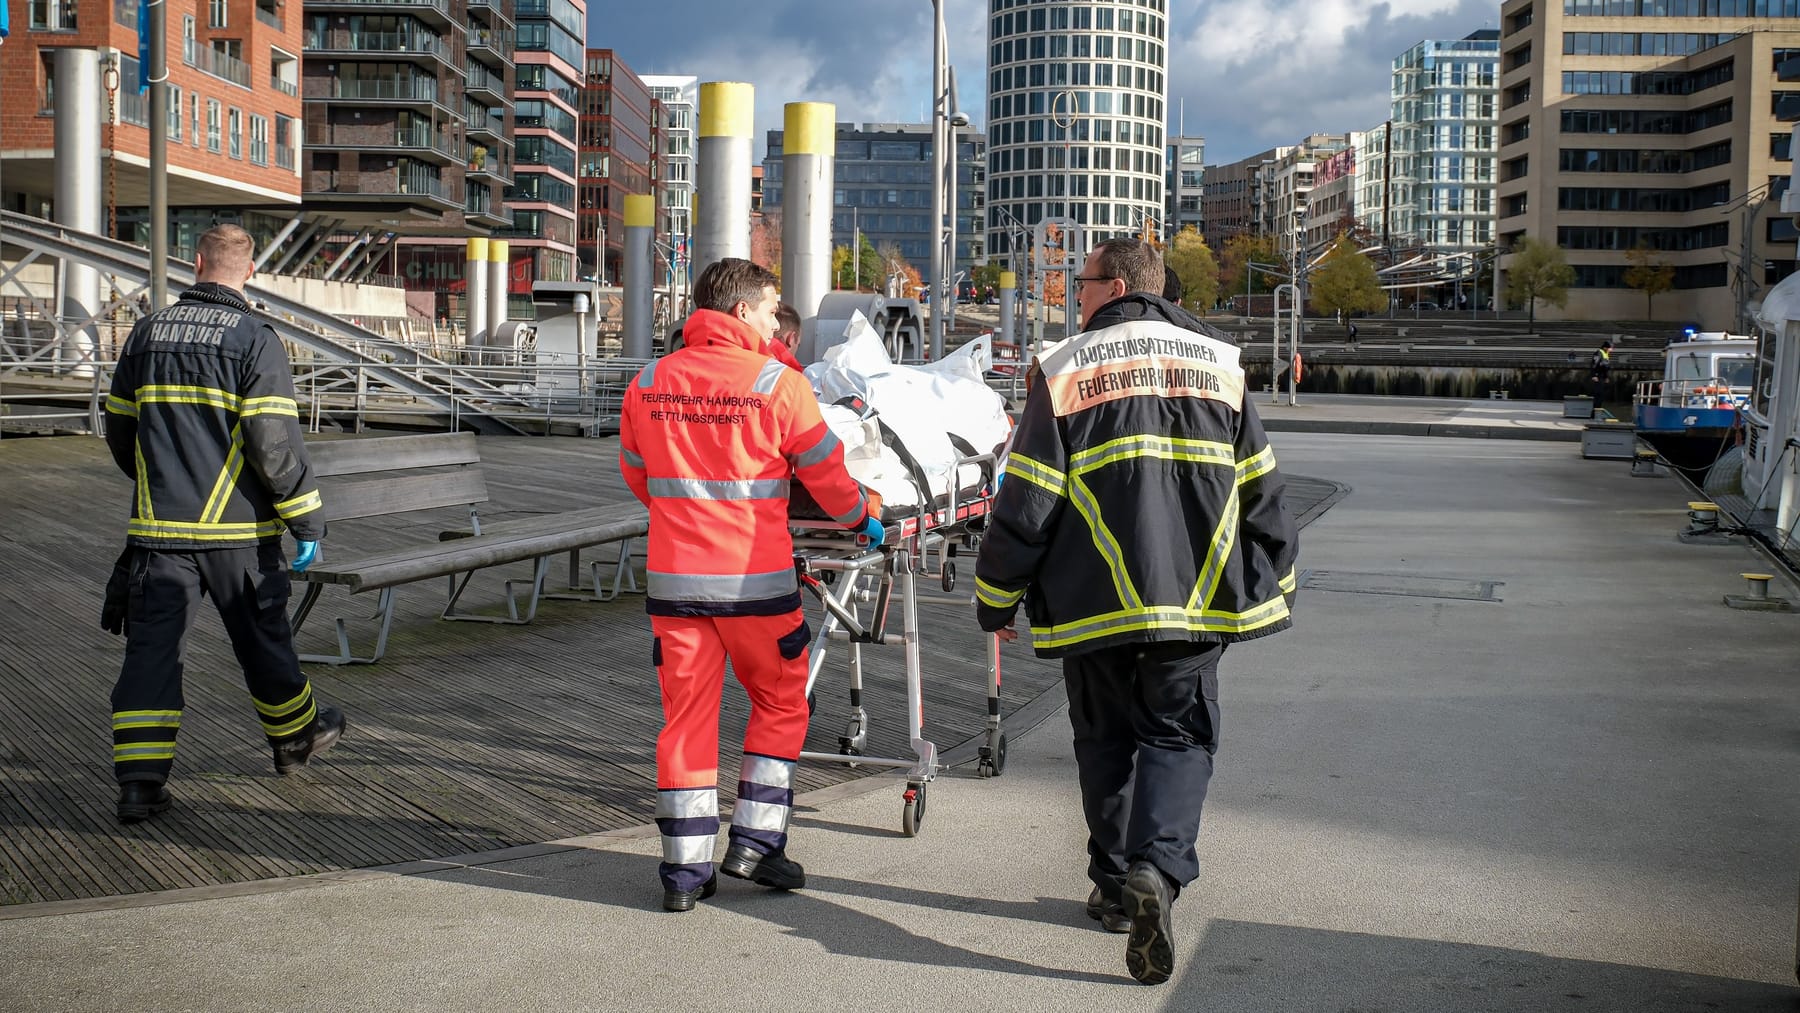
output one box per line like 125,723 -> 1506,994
292,539 -> 319,573
855,515 -> 886,546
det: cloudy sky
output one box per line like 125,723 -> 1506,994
593,0 -> 1500,164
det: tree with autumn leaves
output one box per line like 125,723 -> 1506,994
1307,234 -> 1387,329
1164,226 -> 1219,312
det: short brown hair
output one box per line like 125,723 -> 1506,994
1089,238 -> 1162,297
774,302 -> 801,338
693,257 -> 779,314
195,224 -> 255,277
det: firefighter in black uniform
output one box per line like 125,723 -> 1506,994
975,238 -> 1299,986
102,224 -> 346,824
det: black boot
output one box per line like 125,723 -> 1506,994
117,782 -> 172,824
1122,861 -> 1177,985
662,873 -> 717,913
273,706 -> 347,776
718,842 -> 805,890
1085,886 -> 1131,933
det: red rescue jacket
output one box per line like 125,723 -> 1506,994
620,309 -> 870,616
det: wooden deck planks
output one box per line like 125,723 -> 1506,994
0,433 -> 1339,905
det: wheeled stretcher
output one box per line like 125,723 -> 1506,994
789,454 -> 1009,837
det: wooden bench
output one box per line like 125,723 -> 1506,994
290,432 -> 647,665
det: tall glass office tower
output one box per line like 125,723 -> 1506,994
984,0 -> 1171,268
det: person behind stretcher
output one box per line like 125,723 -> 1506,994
619,258 -> 885,913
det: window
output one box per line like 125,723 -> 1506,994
191,93 -> 201,147
249,114 -> 268,165
29,0 -> 78,29
208,0 -> 227,28
206,99 -> 222,152
167,85 -> 183,141
275,114 -> 297,169
228,108 -> 242,159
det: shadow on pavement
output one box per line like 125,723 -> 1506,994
423,847 -> 1127,986
1171,918 -> 1799,1013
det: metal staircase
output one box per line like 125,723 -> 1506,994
1,211 -> 529,435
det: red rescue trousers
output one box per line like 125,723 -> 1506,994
652,608 -> 811,892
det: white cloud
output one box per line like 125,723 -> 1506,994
597,0 -> 1500,163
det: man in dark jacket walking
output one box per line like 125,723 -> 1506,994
974,238 -> 1298,985
102,225 -> 346,824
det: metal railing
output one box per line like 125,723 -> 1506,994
183,39 -> 252,88
255,3 -> 282,28
319,78 -> 440,102
271,74 -> 299,97
1635,376 -> 1749,411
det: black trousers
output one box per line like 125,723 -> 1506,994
111,542 -> 316,784
1063,640 -> 1222,901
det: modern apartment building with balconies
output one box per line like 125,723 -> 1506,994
498,0 -> 583,309
300,0 -> 515,314
0,0 -> 305,254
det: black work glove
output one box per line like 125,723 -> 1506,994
101,548 -> 132,636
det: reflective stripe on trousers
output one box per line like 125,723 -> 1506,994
652,608 -> 811,891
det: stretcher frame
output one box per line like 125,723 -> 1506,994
789,453 -> 1009,838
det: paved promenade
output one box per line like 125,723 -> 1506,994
1,422 -> 1795,1011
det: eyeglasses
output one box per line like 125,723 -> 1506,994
1073,275 -> 1117,286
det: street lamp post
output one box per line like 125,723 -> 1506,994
927,0 -> 948,360
1715,182 -> 1773,335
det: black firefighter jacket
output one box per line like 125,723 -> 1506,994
974,293 -> 1299,658
104,283 -> 324,550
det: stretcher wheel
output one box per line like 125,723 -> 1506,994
941,561 -> 957,592
901,781 -> 927,837
978,732 -> 1008,778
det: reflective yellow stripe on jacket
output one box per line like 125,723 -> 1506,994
134,384 -> 241,411
1028,594 -> 1290,651
275,489 -> 323,520
1070,434 -> 1234,474
127,518 -> 285,542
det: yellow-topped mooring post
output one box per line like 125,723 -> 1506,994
464,237 -> 490,346
781,102 -> 836,363
695,82 -> 754,281
622,194 -> 657,359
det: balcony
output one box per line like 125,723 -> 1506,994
304,29 -> 453,68
307,167 -> 462,210
271,73 -> 298,97
468,27 -> 515,66
465,191 -> 515,228
305,0 -> 453,29
255,2 -> 282,30
467,0 -> 514,27
468,156 -> 515,187
467,109 -> 508,142
307,76 -> 445,112
306,122 -> 461,165
183,39 -> 252,89
466,63 -> 509,106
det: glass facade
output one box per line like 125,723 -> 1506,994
1389,32 -> 1500,254
984,0 -> 1170,262
762,124 -> 985,272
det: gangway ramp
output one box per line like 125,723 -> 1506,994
0,211 -> 527,435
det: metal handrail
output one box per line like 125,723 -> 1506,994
1635,375 -> 1748,410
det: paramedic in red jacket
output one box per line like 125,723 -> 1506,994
620,258 -> 883,912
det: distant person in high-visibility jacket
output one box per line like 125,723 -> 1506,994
619,257 -> 882,913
